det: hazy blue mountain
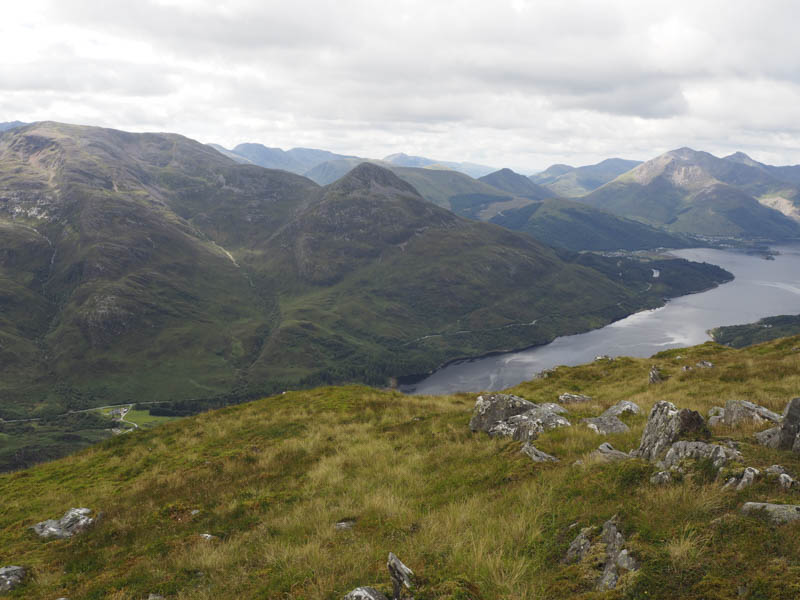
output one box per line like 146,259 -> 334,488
479,168 -> 555,200
0,121 -> 27,132
383,152 -> 496,178
531,158 -> 642,197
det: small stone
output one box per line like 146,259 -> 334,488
741,502 -> 800,525
779,473 -> 795,489
601,400 -> 641,418
563,527 -> 595,563
335,519 -> 356,530
590,442 -> 630,462
0,566 -> 25,593
198,533 -> 217,540
521,443 -> 558,462
147,595 -> 166,600
681,365 -> 693,372
766,465 -> 787,476
616,548 -> 639,571
582,415 -> 629,435
736,467 -> 760,491
696,360 -> 714,368
648,365 -> 663,384
344,587 -> 389,600
650,470 -> 672,485
190,510 -> 201,516
32,508 -> 95,540
387,553 -> 413,600
559,392 -> 592,404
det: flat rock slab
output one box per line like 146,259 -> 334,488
602,401 -> 641,418
663,440 -> 742,470
583,416 -> 629,435
0,566 -> 25,593
33,508 -> 95,540
559,393 -> 592,404
590,443 -> 630,462
741,502 -> 800,525
521,443 -> 558,462
723,400 -> 781,427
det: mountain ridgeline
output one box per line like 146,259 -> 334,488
0,123 -> 731,442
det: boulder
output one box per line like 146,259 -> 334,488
766,465 -> 788,476
708,406 -> 725,427
648,365 -> 662,384
582,416 -> 629,435
755,397 -> 800,452
601,401 -> 641,418
650,471 -> 672,485
538,402 -> 568,415
662,441 -> 742,471
469,394 -> 535,433
562,517 -> 638,590
559,392 -> 592,404
32,508 -> 95,540
387,553 -> 413,600
0,566 -> 25,593
489,410 -> 571,442
632,402 -> 707,463
590,442 -> 630,463
521,443 -> 558,462
723,400 -> 781,427
741,502 -> 800,525
344,588 -> 389,600
779,473 -> 796,489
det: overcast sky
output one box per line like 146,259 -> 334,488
3,0 -> 800,172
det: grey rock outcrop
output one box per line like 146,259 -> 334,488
662,441 -> 742,471
650,470 -> 672,485
696,360 -> 714,369
707,406 -> 725,427
736,467 -> 760,490
521,443 -> 558,462
559,392 -> 592,404
723,400 -> 781,427
469,394 -> 535,432
779,473 -> 796,489
601,400 -> 641,418
32,508 -> 95,539
766,464 -> 787,475
741,502 -> 800,524
344,587 -> 389,600
648,365 -> 662,384
755,397 -> 800,451
590,442 -> 630,462
387,553 -> 413,600
489,410 -> 571,443
0,567 -> 25,593
564,517 -> 638,590
582,415 -> 629,435
632,402 -> 707,463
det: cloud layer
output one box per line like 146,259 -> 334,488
3,0 -> 800,172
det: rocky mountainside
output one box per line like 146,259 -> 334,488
0,122 -> 731,468
580,148 -> 800,239
531,158 -> 642,197
1,334 -> 799,598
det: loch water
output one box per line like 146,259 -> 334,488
403,245 -> 800,395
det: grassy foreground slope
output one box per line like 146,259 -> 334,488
1,336 -> 799,599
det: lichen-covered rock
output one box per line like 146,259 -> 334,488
0,566 -> 25,593
32,508 -> 95,540
779,473 -> 795,489
387,553 -> 413,600
521,443 -> 558,462
696,360 -> 714,368
736,467 -> 760,490
648,365 -> 663,384
469,394 -> 535,433
492,410 -> 571,442
590,442 -> 630,462
562,527 -> 595,563
650,470 -> 672,485
741,502 -> 800,524
754,398 -> 800,451
662,441 -> 742,471
344,588 -> 389,600
723,400 -> 781,427
602,400 -> 641,418
582,415 -> 629,435
766,464 -> 788,476
538,402 -> 568,415
559,392 -> 592,404
632,402 -> 707,463
755,426 -> 782,448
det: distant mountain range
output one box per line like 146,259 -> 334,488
531,158 -> 643,197
0,121 -> 27,132
579,148 -> 800,238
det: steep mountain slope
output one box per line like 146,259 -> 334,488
581,148 -> 800,238
490,197 -> 691,251
478,168 -> 555,200
0,124 -> 731,467
2,336 -> 799,599
532,158 -> 642,197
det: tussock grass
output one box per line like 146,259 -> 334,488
1,337 -> 800,598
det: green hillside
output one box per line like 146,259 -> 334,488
711,314 -> 800,348
1,336 -> 799,598
490,198 -> 691,251
478,168 -> 554,200
531,158 -> 642,197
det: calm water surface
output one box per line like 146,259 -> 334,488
403,245 -> 800,395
